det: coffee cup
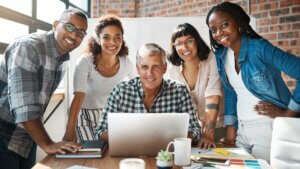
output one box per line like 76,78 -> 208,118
119,158 -> 145,169
166,138 -> 191,166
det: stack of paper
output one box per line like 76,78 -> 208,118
191,147 -> 254,160
186,148 -> 271,169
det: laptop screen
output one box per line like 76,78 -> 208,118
108,113 -> 189,157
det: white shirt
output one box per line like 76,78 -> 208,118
73,54 -> 137,109
225,48 -> 268,121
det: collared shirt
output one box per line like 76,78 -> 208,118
94,77 -> 201,141
0,31 -> 69,157
169,52 -> 224,128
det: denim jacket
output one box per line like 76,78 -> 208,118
215,35 -> 300,128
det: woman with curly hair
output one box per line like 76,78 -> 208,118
63,14 -> 136,142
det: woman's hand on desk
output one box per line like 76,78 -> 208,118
197,137 -> 216,149
42,141 -> 82,155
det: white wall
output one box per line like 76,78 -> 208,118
121,16 -> 211,63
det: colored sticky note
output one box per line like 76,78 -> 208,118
213,148 -> 231,155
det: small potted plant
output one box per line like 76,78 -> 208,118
156,150 -> 173,169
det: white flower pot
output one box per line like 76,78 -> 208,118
156,160 -> 173,169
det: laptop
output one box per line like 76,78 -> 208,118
108,113 -> 189,157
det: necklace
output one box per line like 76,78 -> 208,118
96,58 -> 120,77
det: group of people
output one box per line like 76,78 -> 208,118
0,2 -> 299,169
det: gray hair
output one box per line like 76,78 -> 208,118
136,43 -> 166,64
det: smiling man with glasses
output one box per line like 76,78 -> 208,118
0,8 -> 87,169
58,21 -> 87,38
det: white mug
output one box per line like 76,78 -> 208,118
119,158 -> 145,169
166,138 -> 191,166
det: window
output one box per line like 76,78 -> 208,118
37,0 -> 66,23
0,18 -> 29,44
0,0 -> 32,16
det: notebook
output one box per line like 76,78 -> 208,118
191,147 -> 254,160
108,113 -> 189,157
55,140 -> 107,158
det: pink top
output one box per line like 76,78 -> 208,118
169,52 -> 224,128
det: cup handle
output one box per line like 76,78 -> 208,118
166,141 -> 174,153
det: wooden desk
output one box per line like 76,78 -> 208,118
33,144 -> 235,169
33,154 -> 178,169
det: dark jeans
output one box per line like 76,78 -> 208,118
0,138 -> 36,169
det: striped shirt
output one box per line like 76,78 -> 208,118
95,77 -> 201,141
0,31 -> 69,157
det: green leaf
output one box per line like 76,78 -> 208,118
156,150 -> 173,161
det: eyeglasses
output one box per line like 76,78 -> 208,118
59,21 -> 86,38
173,38 -> 195,49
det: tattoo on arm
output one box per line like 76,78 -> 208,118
206,103 -> 219,110
205,103 -> 219,132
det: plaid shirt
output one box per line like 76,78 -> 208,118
0,31 -> 69,157
95,77 -> 201,141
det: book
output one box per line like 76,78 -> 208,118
78,140 -> 104,152
191,147 -> 254,160
55,140 -> 107,159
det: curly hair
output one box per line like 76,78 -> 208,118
167,23 -> 210,66
85,14 -> 129,70
205,1 -> 262,52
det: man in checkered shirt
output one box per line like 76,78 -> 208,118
95,43 -> 201,145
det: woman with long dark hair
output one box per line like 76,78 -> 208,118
206,2 -> 300,161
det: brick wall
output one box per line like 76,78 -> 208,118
92,0 -> 136,17
92,0 -> 300,91
250,0 -> 300,92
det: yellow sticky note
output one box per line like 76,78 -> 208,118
213,148 -> 231,155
